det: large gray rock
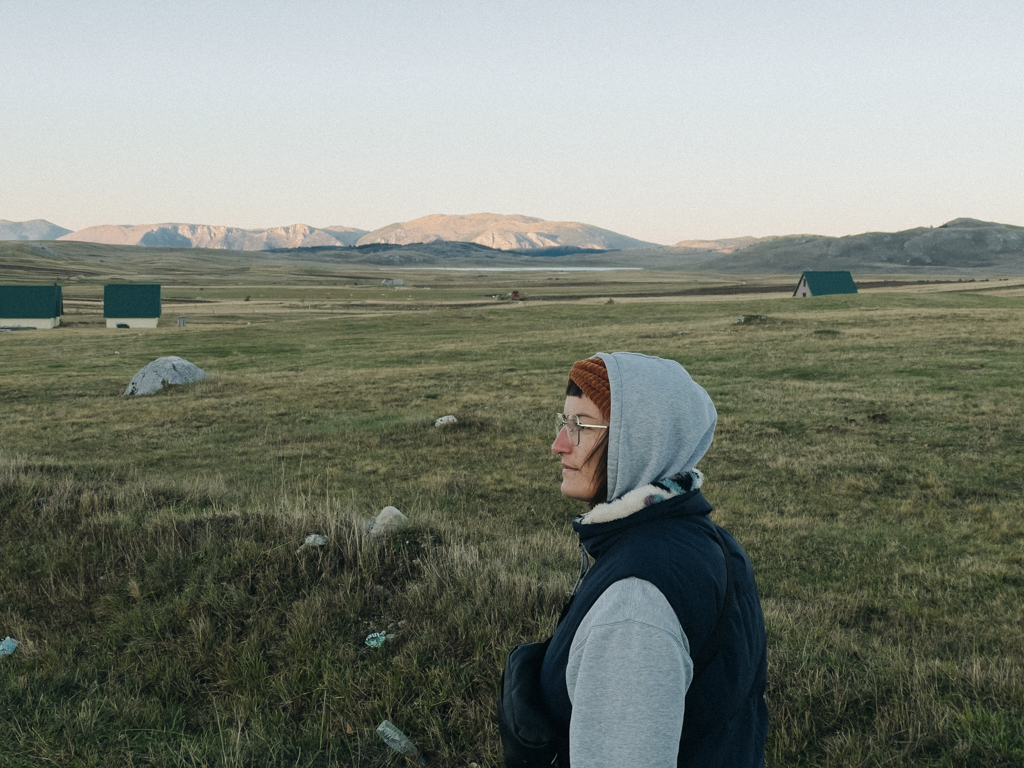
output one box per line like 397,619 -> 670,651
366,506 -> 410,538
124,356 -> 209,396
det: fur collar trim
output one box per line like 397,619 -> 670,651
580,469 -> 704,525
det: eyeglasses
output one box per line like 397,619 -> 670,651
556,413 -> 608,446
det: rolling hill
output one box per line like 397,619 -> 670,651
356,213 -> 659,250
693,218 -> 1024,273
0,219 -> 72,241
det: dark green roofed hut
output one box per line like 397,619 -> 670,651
104,284 -> 161,328
0,284 -> 63,329
793,271 -> 858,298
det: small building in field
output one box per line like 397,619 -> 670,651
0,284 -> 63,329
104,284 -> 161,328
793,271 -> 858,298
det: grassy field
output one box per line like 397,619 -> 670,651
1,280 -> 1022,767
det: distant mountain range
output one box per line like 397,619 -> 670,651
255,218 -> 1024,274
2,215 -> 1023,273
55,222 -> 367,250
0,213 -> 656,251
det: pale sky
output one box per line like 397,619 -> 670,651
2,0 -> 1021,244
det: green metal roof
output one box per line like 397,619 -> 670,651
794,271 -> 858,296
104,284 -> 161,318
0,285 -> 63,318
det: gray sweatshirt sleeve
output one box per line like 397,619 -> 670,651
565,577 -> 692,768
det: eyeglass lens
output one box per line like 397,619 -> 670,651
556,414 -> 581,445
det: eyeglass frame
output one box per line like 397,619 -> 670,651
556,412 -> 609,446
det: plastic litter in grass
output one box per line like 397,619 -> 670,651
365,632 -> 388,648
376,720 -> 424,763
295,534 -> 327,554
0,637 -> 19,656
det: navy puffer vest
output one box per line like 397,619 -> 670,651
538,489 -> 768,767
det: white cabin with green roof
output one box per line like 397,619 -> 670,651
104,284 -> 161,328
0,285 -> 63,329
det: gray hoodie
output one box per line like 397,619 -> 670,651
595,351 -> 717,502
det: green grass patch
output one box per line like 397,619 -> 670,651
2,288 -> 1022,766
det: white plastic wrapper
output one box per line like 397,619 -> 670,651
295,534 -> 327,553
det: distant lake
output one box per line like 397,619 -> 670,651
385,267 -> 642,272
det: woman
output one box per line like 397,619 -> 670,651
500,353 -> 768,767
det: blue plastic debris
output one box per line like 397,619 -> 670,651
364,632 -> 387,648
0,637 -> 19,656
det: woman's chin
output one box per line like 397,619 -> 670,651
560,481 -> 590,502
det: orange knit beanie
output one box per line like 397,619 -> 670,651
569,357 -> 611,419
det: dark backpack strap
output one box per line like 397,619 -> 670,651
690,525 -> 735,678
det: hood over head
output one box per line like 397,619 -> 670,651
593,352 -> 717,502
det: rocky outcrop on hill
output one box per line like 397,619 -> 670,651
0,219 -> 72,241
356,213 -> 657,250
58,223 -> 368,250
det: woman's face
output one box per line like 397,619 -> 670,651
552,394 -> 608,502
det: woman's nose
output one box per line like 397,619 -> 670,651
552,426 -> 573,454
